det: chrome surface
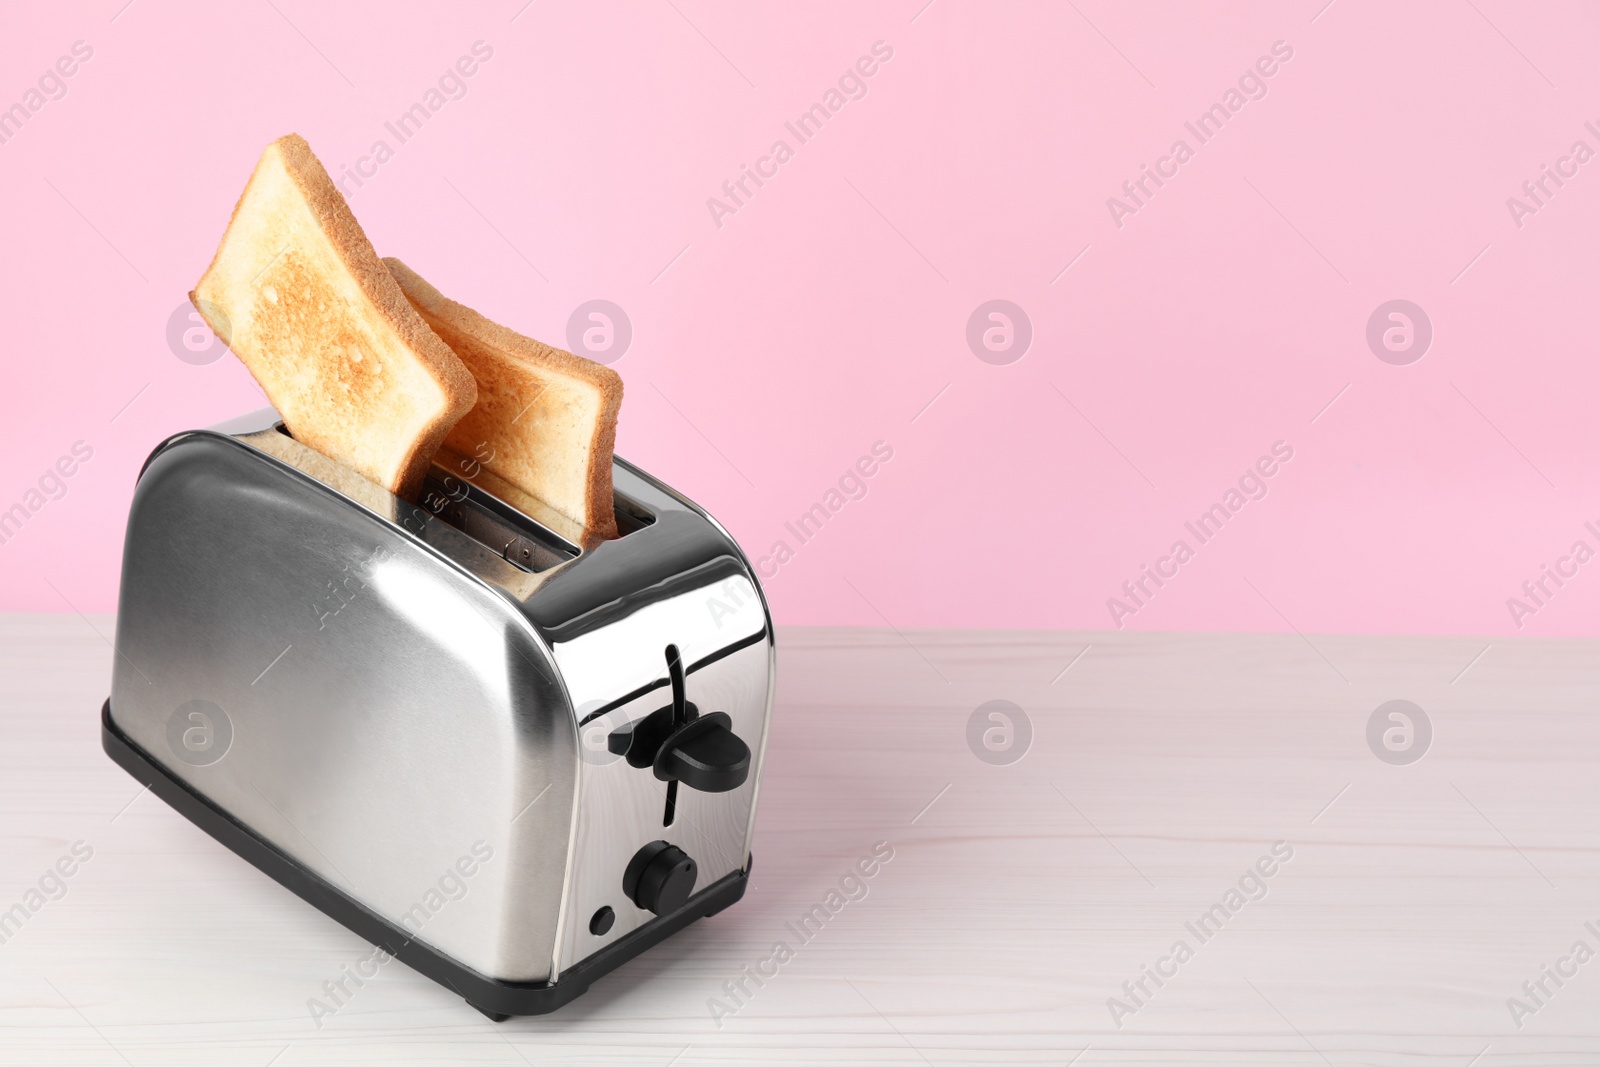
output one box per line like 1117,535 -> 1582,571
552,573 -> 767,971
109,407 -> 773,987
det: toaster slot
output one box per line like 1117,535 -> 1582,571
420,473 -> 578,572
268,422 -> 652,564
612,491 -> 655,537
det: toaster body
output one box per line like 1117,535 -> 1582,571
103,408 -> 773,1017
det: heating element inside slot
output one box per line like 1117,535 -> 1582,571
419,472 -> 578,573
270,423 -> 654,571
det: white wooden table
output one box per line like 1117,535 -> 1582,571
3,615 -> 1598,1065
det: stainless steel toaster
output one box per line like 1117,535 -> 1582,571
101,406 -> 773,1018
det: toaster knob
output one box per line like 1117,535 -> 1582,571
624,840 -> 697,915
653,712 -> 750,794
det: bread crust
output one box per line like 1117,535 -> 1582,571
193,134 -> 476,499
384,257 -> 622,542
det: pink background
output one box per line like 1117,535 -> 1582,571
3,0 -> 1598,635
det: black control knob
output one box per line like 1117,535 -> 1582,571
653,712 -> 750,793
623,840 -> 697,915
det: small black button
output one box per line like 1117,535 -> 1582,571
623,840 -> 697,915
589,906 -> 615,936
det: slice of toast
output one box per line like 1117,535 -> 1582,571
192,134 -> 476,500
384,257 -> 623,543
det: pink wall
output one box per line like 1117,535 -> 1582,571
3,1 -> 1599,635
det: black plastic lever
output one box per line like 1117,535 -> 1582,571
607,644 -> 697,767
606,644 -> 750,794
653,711 -> 750,793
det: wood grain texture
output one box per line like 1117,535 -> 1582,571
2,615 -> 1598,1065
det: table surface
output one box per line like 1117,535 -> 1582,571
3,614 -> 1599,1065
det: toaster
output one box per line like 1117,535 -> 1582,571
101,407 -> 773,1019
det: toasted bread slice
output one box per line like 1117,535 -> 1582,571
192,134 -> 476,499
384,257 -> 623,543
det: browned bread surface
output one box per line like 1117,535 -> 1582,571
384,257 -> 623,542
192,134 -> 476,499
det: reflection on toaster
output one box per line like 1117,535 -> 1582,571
102,407 -> 774,1019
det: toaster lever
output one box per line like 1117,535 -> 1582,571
607,644 -> 695,766
606,704 -> 683,768
652,712 -> 750,793
604,644 -> 752,793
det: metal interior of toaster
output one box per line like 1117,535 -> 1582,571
609,489 -> 656,537
268,422 -> 656,572
417,472 -> 579,572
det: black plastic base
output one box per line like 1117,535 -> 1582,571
101,699 -> 748,1018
